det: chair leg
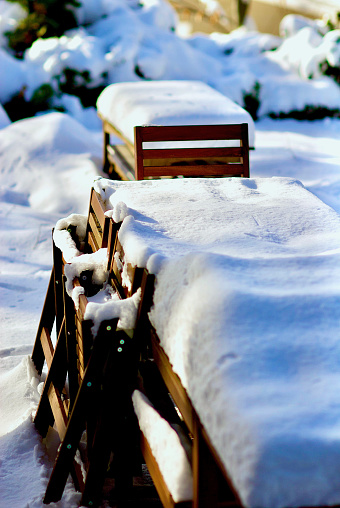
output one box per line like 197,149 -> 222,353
43,318 -> 119,504
31,268 -> 56,376
34,317 -> 67,438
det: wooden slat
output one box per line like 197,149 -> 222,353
107,147 -> 136,181
34,316 -> 67,438
140,432 -> 181,508
150,331 -> 195,435
134,124 -> 249,180
135,126 -> 145,181
41,326 -> 54,369
114,144 -> 135,169
107,219 -> 121,271
90,191 -> 106,230
43,318 -> 119,504
48,384 -> 68,441
142,147 -> 243,159
31,268 -> 56,375
87,231 -> 98,253
77,357 -> 85,380
88,214 -> 102,249
78,293 -> 88,320
137,124 -> 247,143
101,118 -> 134,152
143,165 -> 244,178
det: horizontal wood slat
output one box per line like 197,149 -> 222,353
143,165 -> 245,177
134,123 -> 250,180
138,124 -> 246,142
142,147 -> 243,159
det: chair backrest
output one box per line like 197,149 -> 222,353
84,188 -> 110,253
134,123 -> 249,180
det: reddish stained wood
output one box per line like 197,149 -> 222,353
134,124 -> 249,180
136,124 -> 247,142
142,147 -> 243,159
143,165 -> 245,178
135,126 -> 145,180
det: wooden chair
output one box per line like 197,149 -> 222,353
134,124 -> 249,180
31,204 -> 156,506
32,186 -> 340,508
102,123 -> 249,181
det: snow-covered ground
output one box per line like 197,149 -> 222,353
1,0 -> 340,506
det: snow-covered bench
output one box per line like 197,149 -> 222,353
96,80 -> 254,180
92,175 -> 340,508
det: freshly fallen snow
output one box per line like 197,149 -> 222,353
95,176 -> 340,508
53,213 -> 87,262
85,287 -> 141,336
0,73 -> 339,508
95,176 -> 339,269
132,389 -> 193,503
1,0 -> 339,124
64,248 -> 108,300
96,80 -> 256,147
250,117 -> 340,214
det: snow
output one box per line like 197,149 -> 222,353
95,176 -> 340,508
132,389 -> 193,503
0,108 -> 340,508
84,287 -> 141,336
1,0 -> 339,122
0,0 -> 340,506
96,80 -> 256,147
53,213 -> 87,262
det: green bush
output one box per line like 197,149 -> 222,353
5,0 -> 81,56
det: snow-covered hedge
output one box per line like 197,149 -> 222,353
0,0 -> 339,126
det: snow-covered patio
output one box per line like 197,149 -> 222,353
1,0 -> 340,506
0,110 -> 339,507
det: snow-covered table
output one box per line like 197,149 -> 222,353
96,81 -> 255,179
95,175 -> 340,508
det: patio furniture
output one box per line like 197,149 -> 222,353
31,177 -> 340,508
96,80 -> 254,180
